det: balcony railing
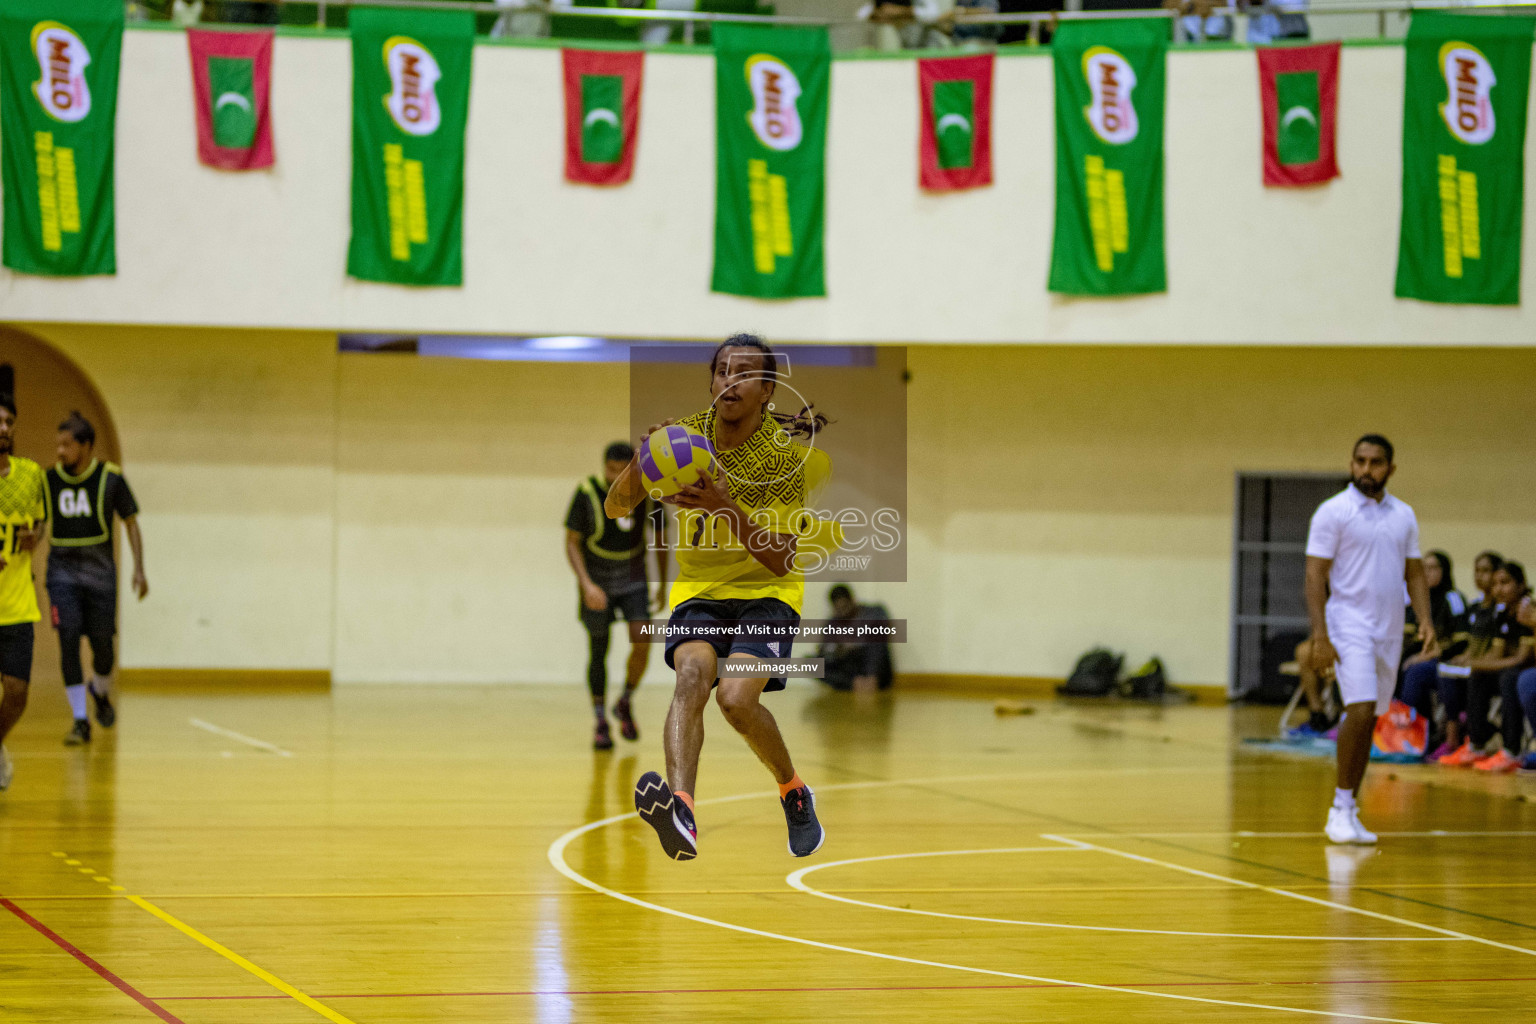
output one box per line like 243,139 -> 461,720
125,0 -> 1536,48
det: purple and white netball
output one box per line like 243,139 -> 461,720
639,425 -> 717,499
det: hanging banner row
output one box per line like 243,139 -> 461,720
0,2 -> 1530,305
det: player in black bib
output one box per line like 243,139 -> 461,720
44,413 -> 148,746
564,442 -> 667,750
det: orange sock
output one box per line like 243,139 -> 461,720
674,791 -> 694,811
778,773 -> 805,798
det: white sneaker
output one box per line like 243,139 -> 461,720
1349,808 -> 1378,844
0,745 -> 12,791
1325,805 -> 1357,844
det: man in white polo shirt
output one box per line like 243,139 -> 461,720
1306,434 -> 1436,845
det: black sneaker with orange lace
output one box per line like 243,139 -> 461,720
781,785 -> 824,857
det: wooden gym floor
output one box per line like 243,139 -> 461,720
1,682 -> 1534,1023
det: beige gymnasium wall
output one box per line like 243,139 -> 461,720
26,325 -> 339,672
9,325 -> 1536,688
2,28 -> 1536,343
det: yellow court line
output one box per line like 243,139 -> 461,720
123,894 -> 360,1024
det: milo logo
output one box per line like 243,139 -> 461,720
1438,41 -> 1495,145
30,21 -> 91,123
744,54 -> 802,152
382,36 -> 442,137
1082,46 -> 1138,145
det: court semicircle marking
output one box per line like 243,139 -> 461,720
547,777 -> 1454,1024
787,848 -> 1465,942
1048,834 -> 1536,960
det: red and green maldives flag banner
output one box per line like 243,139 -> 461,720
347,6 -> 474,287
1257,42 -> 1339,187
1396,12 -> 1535,305
918,53 -> 992,191
712,23 -> 830,299
1049,18 -> 1167,296
0,0 -> 121,276
187,28 -> 274,171
563,49 -> 642,186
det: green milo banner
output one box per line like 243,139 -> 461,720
347,7 -> 474,287
0,0 -> 122,277
1049,19 -> 1167,296
1395,13 -> 1535,305
711,24 -> 829,299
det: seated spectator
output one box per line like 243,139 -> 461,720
1473,565 -> 1535,772
1419,553 -> 1503,756
1286,636 -> 1336,739
816,585 -> 895,693
998,0 -> 1053,46
1245,0 -> 1309,44
1470,549 -> 1504,604
1513,597 -> 1536,770
859,0 -> 955,51
1165,0 -> 1232,43
491,0 -> 552,39
500,0 -> 695,43
170,0 -> 204,26
1431,568 -> 1505,761
637,0 -> 697,45
1437,562 -> 1533,767
952,0 -> 1002,47
220,0 -> 278,24
1399,550 -> 1467,726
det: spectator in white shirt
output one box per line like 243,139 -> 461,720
859,0 -> 955,51
1305,435 -> 1435,846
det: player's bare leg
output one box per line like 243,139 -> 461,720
1335,701 -> 1375,793
714,663 -> 793,785
715,656 -> 824,856
662,641 -> 717,797
1325,700 -> 1379,845
635,640 -> 715,860
0,674 -> 29,790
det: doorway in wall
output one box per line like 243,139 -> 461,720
1231,472 -> 1349,702
0,327 -> 123,704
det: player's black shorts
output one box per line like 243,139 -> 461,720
47,577 -> 117,640
0,622 -> 35,683
664,596 -> 799,693
578,584 -> 650,633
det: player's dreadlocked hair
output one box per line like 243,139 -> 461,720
708,333 -> 831,441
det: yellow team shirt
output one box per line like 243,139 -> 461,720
0,457 -> 47,626
669,409 -> 839,614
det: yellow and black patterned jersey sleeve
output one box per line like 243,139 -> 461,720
0,458 -> 47,626
0,457 -> 46,524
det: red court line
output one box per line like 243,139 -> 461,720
154,976 -> 1536,1000
0,897 -> 187,1024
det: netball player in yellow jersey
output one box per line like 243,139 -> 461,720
606,335 -> 835,861
0,394 -> 48,791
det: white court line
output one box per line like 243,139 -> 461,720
1043,835 -> 1536,960
786,846 -> 1462,942
188,718 -> 292,757
547,779 -> 1452,1024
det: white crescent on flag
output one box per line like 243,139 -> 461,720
1280,105 -> 1317,130
583,108 -> 621,129
936,112 -> 972,135
214,91 -> 253,114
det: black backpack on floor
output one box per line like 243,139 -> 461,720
1121,657 -> 1167,700
1057,648 -> 1123,697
